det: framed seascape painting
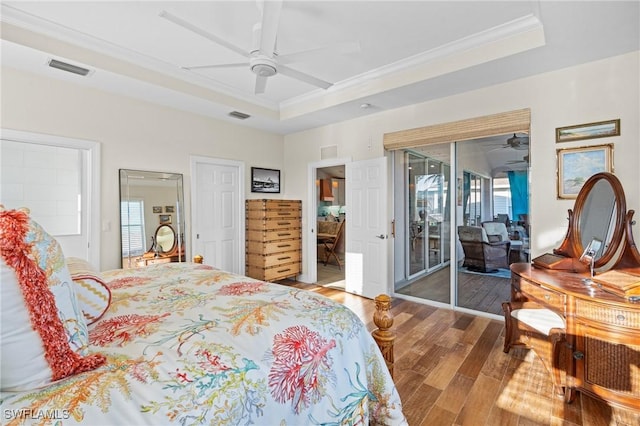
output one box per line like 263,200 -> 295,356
251,167 -> 280,193
557,144 -> 613,199
556,119 -> 620,143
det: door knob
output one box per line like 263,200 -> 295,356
376,234 -> 386,239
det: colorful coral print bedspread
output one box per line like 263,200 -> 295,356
1,263 -> 406,425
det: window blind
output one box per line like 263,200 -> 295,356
383,108 -> 531,151
121,200 -> 145,256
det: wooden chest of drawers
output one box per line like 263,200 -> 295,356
245,199 -> 301,282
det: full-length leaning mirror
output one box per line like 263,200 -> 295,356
119,169 -> 185,268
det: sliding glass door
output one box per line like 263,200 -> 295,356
395,134 -> 529,317
407,153 -> 450,277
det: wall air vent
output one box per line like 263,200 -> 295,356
320,145 -> 338,160
48,59 -> 91,76
228,111 -> 251,120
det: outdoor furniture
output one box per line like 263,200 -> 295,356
458,225 -> 510,272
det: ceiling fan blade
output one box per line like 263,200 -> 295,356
258,0 -> 282,56
255,75 -> 268,94
183,62 -> 248,71
278,41 -> 361,65
159,10 -> 248,58
279,64 -> 332,89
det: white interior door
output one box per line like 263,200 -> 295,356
191,157 -> 244,274
345,157 -> 389,299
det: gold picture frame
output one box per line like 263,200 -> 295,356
556,119 -> 620,143
557,143 -> 613,199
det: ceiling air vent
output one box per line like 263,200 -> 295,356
228,111 -> 251,120
48,59 -> 91,76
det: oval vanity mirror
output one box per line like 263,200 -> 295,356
155,224 -> 176,253
556,172 -> 626,268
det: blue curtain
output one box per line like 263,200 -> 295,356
507,170 -> 528,221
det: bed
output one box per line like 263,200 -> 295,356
0,208 -> 406,425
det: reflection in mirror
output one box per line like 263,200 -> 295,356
155,224 -> 176,253
120,169 -> 185,268
555,172 -> 626,268
578,179 -> 616,259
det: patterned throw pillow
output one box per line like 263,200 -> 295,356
66,257 -> 111,324
0,207 -> 105,391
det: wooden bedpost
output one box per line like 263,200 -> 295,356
372,294 -> 395,377
193,255 -> 203,264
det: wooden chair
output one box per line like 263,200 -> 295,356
321,220 -> 345,269
502,301 -> 569,398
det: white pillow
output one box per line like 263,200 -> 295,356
66,257 -> 112,324
0,207 -> 105,391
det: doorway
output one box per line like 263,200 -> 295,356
394,133 -> 530,317
315,164 -> 346,289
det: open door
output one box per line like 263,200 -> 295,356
345,157 -> 389,299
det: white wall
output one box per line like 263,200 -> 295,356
284,51 -> 640,281
2,51 -> 638,276
1,67 -> 285,270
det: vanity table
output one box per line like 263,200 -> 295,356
510,263 -> 640,410
134,224 -> 184,268
505,172 -> 640,411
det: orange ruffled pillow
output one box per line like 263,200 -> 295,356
0,207 -> 105,391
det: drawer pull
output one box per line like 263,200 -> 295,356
544,294 -> 551,300
277,268 -> 291,273
573,351 -> 584,360
616,314 -> 626,322
277,233 -> 292,237
277,212 -> 291,216
277,244 -> 291,248
277,222 -> 290,225
277,256 -> 291,261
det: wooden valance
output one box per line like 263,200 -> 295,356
383,108 -> 531,150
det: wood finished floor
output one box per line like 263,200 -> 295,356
288,282 -> 640,426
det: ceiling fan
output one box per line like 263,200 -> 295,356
159,0 -> 360,94
504,133 -> 529,150
506,154 -> 530,165
488,133 -> 530,151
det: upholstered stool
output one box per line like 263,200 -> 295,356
502,302 -> 569,397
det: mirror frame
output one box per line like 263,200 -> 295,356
555,172 -> 626,268
154,224 -> 177,254
119,169 -> 185,268
614,210 -> 640,273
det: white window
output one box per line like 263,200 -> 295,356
0,130 -> 100,266
120,200 -> 146,257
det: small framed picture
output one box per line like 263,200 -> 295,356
152,206 -> 162,213
159,214 -> 172,225
165,205 -> 174,213
556,119 -> 620,143
251,167 -> 281,193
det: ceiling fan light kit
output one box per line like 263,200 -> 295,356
251,57 -> 277,77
